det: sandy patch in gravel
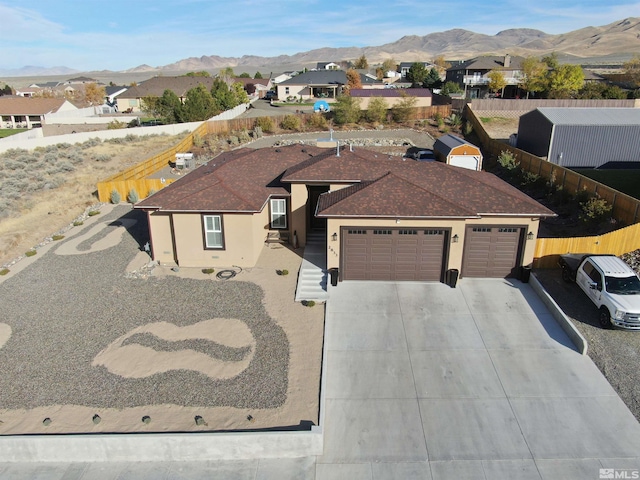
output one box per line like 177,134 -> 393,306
0,323 -> 10,350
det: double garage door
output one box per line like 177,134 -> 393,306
341,225 -> 524,281
342,228 -> 448,281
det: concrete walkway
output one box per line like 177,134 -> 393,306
295,231 -> 329,303
4,279 -> 640,478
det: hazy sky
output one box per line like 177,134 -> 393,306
1,0 -> 639,71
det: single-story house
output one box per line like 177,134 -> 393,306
135,144 -> 554,281
116,76 -> 218,112
516,108 -> 640,168
0,97 -> 77,129
433,134 -> 483,171
316,62 -> 341,70
277,71 -> 381,101
271,73 -> 292,85
349,88 -> 432,109
232,77 -> 272,97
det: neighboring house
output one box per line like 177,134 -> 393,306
14,88 -> 39,98
135,144 -> 553,281
348,88 -> 432,108
0,97 -> 76,129
445,55 -> 525,99
316,62 -> 341,70
233,77 -> 272,97
63,76 -> 100,85
517,107 -> 640,168
116,76 -> 217,112
105,86 -> 128,110
433,134 -> 483,171
398,62 -> 435,78
271,73 -> 292,85
276,71 -> 381,101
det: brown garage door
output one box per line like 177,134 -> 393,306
462,226 -> 523,278
342,228 -> 447,281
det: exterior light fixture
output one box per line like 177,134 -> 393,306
527,231 -> 535,240
452,234 -> 459,243
332,232 -> 338,242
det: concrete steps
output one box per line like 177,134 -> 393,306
295,232 -> 328,303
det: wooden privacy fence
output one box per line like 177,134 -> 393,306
533,222 -> 640,268
466,106 -> 640,225
96,123 -> 207,201
465,105 -> 640,266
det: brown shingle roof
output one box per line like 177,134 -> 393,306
118,76 -> 217,99
137,144 -> 554,218
136,145 -> 324,212
0,97 -> 68,115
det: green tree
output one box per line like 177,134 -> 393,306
518,56 -> 548,98
231,82 -> 250,104
218,67 -> 235,85
354,54 -> 368,69
423,68 -> 442,88
487,71 -> 507,97
211,78 -> 237,110
0,84 -> 13,96
547,64 -> 584,98
441,81 -> 463,96
578,82 -> 627,99
542,52 -> 559,70
238,72 -> 251,78
366,96 -> 389,123
185,71 -> 211,77
391,92 -> 417,122
158,89 -> 183,123
254,71 -> 263,79
406,62 -> 428,87
602,85 -> 627,99
623,55 -> 640,87
181,84 -> 218,121
333,95 -> 361,124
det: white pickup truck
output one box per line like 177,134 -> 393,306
558,254 -> 640,329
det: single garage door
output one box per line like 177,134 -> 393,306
342,228 -> 447,281
462,226 -> 523,278
449,155 -> 481,171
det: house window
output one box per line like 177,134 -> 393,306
285,87 -> 290,95
203,215 -> 223,249
270,198 -> 287,229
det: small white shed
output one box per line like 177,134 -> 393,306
433,134 -> 483,171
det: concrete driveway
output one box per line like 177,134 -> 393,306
319,278 -> 640,479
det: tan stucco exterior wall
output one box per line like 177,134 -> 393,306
149,213 -> 175,265
153,212 -> 267,268
276,84 -> 309,100
290,184 -> 309,247
326,216 -> 540,272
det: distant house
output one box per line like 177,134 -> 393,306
105,86 -> 128,110
62,76 -> 100,85
316,62 -> 341,70
517,107 -> 640,168
433,134 -> 483,171
0,97 -> 77,129
116,76 -> 217,112
271,73 -> 292,84
349,88 -> 432,108
233,77 -> 273,97
276,71 -> 381,101
445,55 -> 525,99
398,62 -> 435,78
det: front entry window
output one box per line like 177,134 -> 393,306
270,198 -> 287,229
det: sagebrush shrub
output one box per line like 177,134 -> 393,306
110,190 -> 121,204
255,117 -> 275,133
281,115 -> 301,131
127,189 -> 139,203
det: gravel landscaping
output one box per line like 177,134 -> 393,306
535,269 -> 640,422
0,205 -> 289,411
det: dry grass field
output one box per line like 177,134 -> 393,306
0,133 -> 188,266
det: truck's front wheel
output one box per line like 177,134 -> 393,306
561,267 -> 572,283
599,307 -> 613,329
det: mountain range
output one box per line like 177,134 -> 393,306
124,17 -> 640,73
2,17 -> 638,78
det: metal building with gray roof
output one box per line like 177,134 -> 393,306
516,107 -> 640,168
